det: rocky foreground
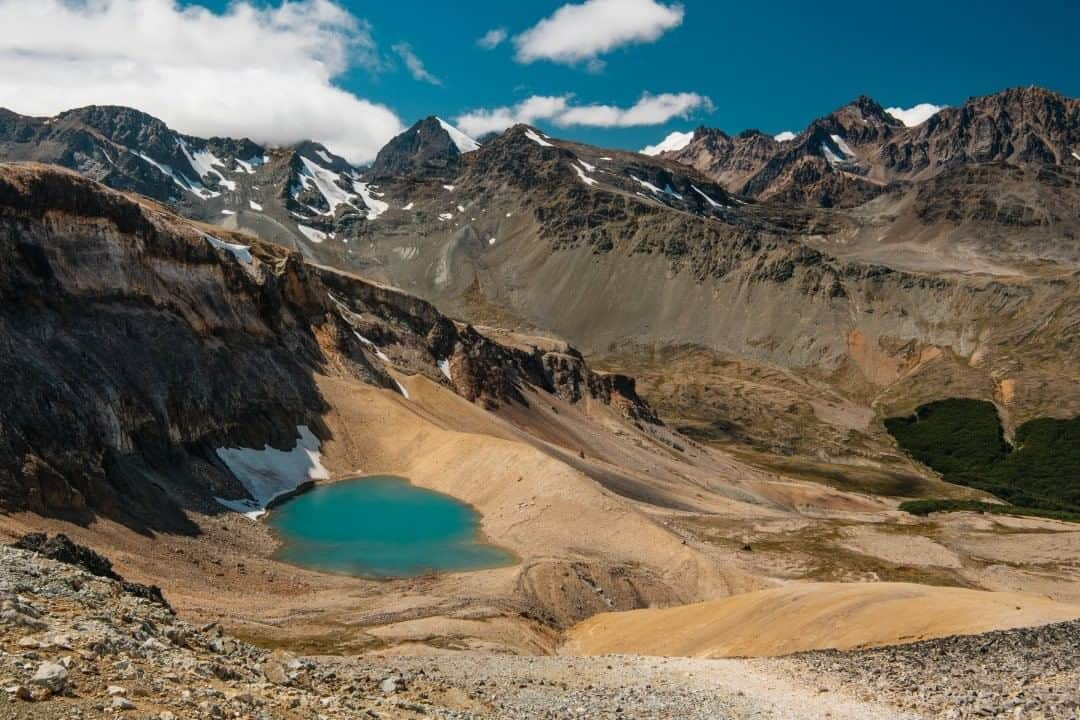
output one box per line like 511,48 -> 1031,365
0,538 -> 1077,719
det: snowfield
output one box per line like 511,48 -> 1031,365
214,425 -> 330,519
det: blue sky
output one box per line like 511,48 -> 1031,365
337,0 -> 1080,148
2,0 -> 1077,162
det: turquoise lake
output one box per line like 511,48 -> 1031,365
267,475 -> 513,578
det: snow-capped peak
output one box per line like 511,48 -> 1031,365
641,130 -> 694,156
436,117 -> 480,154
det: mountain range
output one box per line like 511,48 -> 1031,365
0,85 -> 1079,710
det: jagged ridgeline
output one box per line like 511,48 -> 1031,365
0,163 -> 656,528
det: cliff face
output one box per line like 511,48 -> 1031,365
0,163 -> 656,529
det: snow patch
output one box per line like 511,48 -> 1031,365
299,157 -> 356,215
437,358 -> 453,381
830,134 -> 856,158
572,162 -> 598,186
394,379 -> 410,399
204,233 -> 252,264
1072,151 -> 1080,161
578,158 -> 596,172
248,199 -> 263,211
457,204 -> 466,213
315,149 -> 335,165
443,184 -> 456,192
631,175 -> 682,199
438,212 -> 453,221
220,209 -> 236,215
436,117 -> 480,153
640,130 -> 693,156
181,140 -> 237,191
353,181 -> 389,220
297,224 -> 328,243
214,426 -> 329,519
402,202 -> 414,210
525,129 -> 554,147
488,237 -> 497,245
691,184 -> 725,208
353,331 -> 390,362
774,131 -> 797,142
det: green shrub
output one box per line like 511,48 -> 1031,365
886,399 -> 1080,517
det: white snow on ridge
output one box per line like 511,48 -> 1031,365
354,181 -> 389,219
631,175 -> 682,200
691,184 -> 725,208
178,139 -> 235,193
297,224 -> 328,243
572,162 -> 598,187
436,117 -> 480,153
830,135 -> 856,158
578,158 -> 596,172
437,358 -> 453,381
214,425 -> 330,519
640,130 -> 694,156
315,149 -> 335,165
204,233 -> 252,264
299,157 -> 356,215
774,131 -> 797,142
525,129 -> 554,147
131,150 -> 199,197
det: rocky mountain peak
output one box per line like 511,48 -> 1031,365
368,115 -> 477,181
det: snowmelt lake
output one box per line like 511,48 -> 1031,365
267,475 -> 513,578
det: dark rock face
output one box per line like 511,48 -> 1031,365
369,116 -> 464,180
879,86 -> 1080,175
11,532 -> 171,610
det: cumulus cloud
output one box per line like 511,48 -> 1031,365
392,42 -> 441,85
774,131 -> 797,142
640,130 -> 693,156
477,27 -> 507,49
885,103 -> 946,127
455,92 -> 709,137
0,0 -> 404,163
557,92 -> 711,128
514,0 -> 683,66
455,95 -> 571,137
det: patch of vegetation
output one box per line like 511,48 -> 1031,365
886,399 -> 1080,519
898,500 -> 1080,523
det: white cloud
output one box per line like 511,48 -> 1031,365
455,95 -> 571,137
556,93 -> 711,128
455,92 -> 709,137
514,0 -> 684,66
392,42 -> 441,85
0,0 -> 404,164
640,130 -> 694,155
477,27 -> 507,49
885,103 -> 945,127
774,131 -> 797,142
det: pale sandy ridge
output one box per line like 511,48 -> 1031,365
563,581 -> 1080,658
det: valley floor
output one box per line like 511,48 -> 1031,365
3,544 -> 1078,720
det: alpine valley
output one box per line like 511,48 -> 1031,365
0,86 -> 1078,719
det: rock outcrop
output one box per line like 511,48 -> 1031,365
0,162 -> 656,527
